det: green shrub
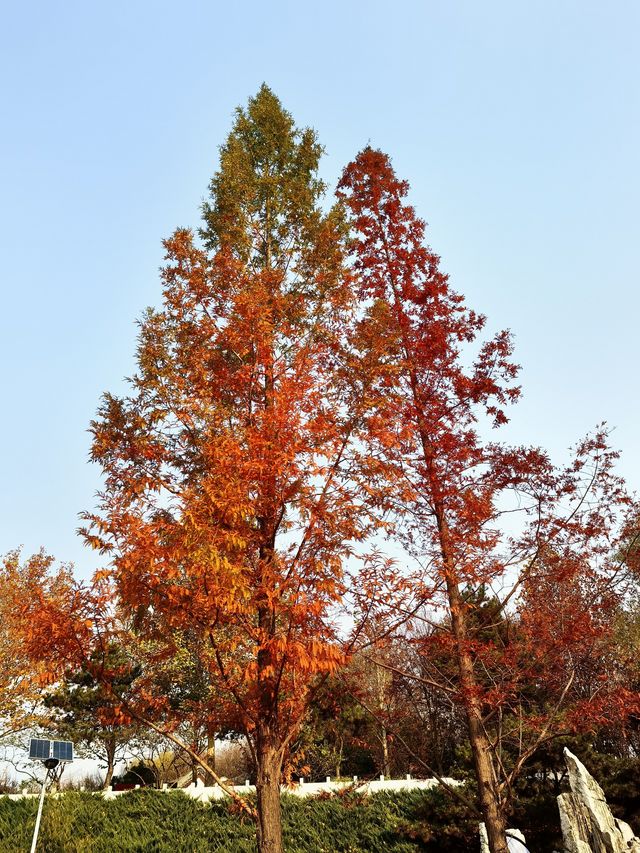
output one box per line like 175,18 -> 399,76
0,791 -> 255,853
11,769 -> 640,853
0,789 -> 472,852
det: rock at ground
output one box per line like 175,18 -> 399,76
558,791 -> 594,853
558,747 -> 640,853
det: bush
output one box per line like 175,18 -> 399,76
6,768 -> 638,853
0,788 -> 474,852
111,763 -> 158,789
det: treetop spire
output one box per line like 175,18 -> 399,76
201,84 -> 326,270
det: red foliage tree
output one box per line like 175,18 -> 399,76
338,147 -> 640,853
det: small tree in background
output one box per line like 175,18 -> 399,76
0,551 -> 76,742
43,643 -> 141,789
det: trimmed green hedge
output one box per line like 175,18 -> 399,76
0,789 -> 475,852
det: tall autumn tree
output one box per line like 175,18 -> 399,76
339,148 -> 639,853
81,87 -> 365,853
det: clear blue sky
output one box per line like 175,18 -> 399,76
1,1 -> 638,578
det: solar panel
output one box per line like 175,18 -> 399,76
29,739 -> 74,763
29,739 -> 51,760
52,741 -> 73,762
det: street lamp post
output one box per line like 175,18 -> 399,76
28,739 -> 74,853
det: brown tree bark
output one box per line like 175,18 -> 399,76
204,733 -> 216,787
102,735 -> 116,791
423,417 -> 509,853
255,729 -> 284,853
442,536 -> 509,853
374,661 -> 391,777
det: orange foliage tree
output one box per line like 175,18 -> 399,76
0,551 -> 64,738
78,86 -> 369,853
338,147 -> 640,853
1,549 -> 119,795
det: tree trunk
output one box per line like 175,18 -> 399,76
374,661 -> 391,777
103,762 -> 114,791
466,699 -> 509,853
411,446 -> 509,853
102,736 -> 116,791
204,733 -> 216,786
254,245 -> 283,852
445,570 -> 509,853
380,722 -> 391,778
335,736 -> 344,780
255,733 -> 283,853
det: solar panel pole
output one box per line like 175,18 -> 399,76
30,768 -> 51,853
26,739 -> 73,851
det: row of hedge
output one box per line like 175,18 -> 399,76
0,788 -> 474,853
3,766 -> 639,853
